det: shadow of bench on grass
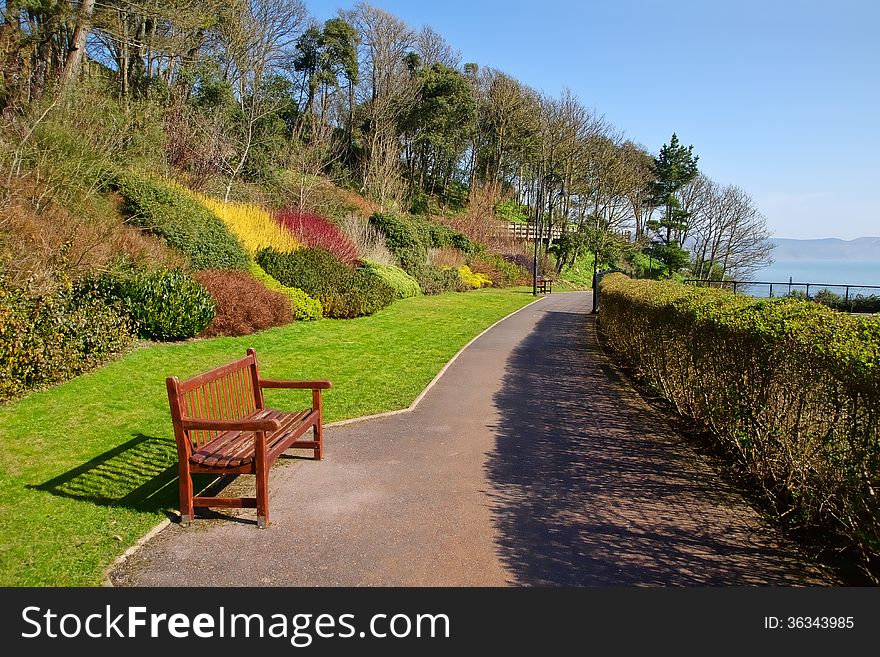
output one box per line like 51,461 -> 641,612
29,433 -> 230,520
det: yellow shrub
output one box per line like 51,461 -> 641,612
168,181 -> 299,255
457,265 -> 493,289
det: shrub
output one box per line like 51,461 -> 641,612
192,270 -> 292,337
408,263 -> 460,295
0,278 -> 135,402
275,209 -> 360,265
248,261 -> 322,321
471,252 -> 530,287
428,246 -> 467,268
87,268 -> 215,341
338,214 -> 396,265
359,260 -> 421,299
422,221 -> 476,254
598,273 -> 880,581
368,212 -> 427,272
189,192 -> 300,255
495,198 -> 530,224
458,265 -> 493,289
1,176 -> 184,295
850,295 -> 880,313
368,212 -> 476,273
256,248 -> 395,319
114,173 -> 250,271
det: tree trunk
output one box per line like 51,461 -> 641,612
59,0 -> 95,93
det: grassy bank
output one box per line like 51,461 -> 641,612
0,288 -> 535,585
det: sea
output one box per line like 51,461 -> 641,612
744,260 -> 880,297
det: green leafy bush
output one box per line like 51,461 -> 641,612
809,288 -> 880,314
256,248 -> 395,319
408,263 -> 460,295
115,174 -> 250,271
494,198 -> 530,224
359,260 -> 421,299
368,212 -> 476,275
87,268 -> 215,341
248,261 -> 322,320
598,273 -> 880,581
470,252 -> 530,287
192,270 -> 292,337
0,278 -> 135,402
368,212 -> 427,272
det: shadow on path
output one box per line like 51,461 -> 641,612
485,294 -> 832,585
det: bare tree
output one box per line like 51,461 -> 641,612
341,2 -> 416,206
686,177 -> 774,279
217,0 -> 307,200
415,25 -> 460,68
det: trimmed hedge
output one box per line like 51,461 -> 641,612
359,260 -> 421,299
1,279 -> 135,402
598,273 -> 880,581
248,261 -> 322,321
256,248 -> 395,319
115,174 -> 250,271
193,270 -> 292,337
86,268 -> 215,341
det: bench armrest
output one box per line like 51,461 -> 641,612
259,379 -> 332,390
181,418 -> 281,432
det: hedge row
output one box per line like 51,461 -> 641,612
115,174 -> 250,271
359,260 -> 421,299
597,273 -> 880,581
0,278 -> 135,402
249,261 -> 322,321
256,248 -> 395,319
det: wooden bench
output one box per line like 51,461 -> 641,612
166,348 -> 331,528
537,276 -> 553,294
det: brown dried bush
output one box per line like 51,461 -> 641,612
192,270 -> 292,337
1,177 -> 183,294
427,246 -> 467,268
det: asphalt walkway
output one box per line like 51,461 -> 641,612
111,291 -> 835,586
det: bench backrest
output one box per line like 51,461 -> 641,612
166,348 -> 264,457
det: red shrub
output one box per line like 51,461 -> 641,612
193,270 -> 292,337
275,209 -> 360,265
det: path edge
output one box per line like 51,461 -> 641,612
327,294 -> 546,428
102,293 -> 546,586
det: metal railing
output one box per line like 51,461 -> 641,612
684,278 -> 880,312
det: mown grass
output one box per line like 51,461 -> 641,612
0,288 -> 535,585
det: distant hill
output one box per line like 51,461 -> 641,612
771,237 -> 880,261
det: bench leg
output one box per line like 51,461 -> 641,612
255,433 -> 269,529
313,422 -> 323,460
179,463 -> 194,527
312,390 -> 324,460
256,474 -> 268,529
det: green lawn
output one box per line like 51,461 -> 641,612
0,288 -> 536,585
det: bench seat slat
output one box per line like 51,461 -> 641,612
190,408 -> 314,468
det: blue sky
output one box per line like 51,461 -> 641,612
311,0 -> 879,239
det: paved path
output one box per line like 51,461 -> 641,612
111,292 -> 835,586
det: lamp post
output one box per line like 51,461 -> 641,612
532,172 -> 563,296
